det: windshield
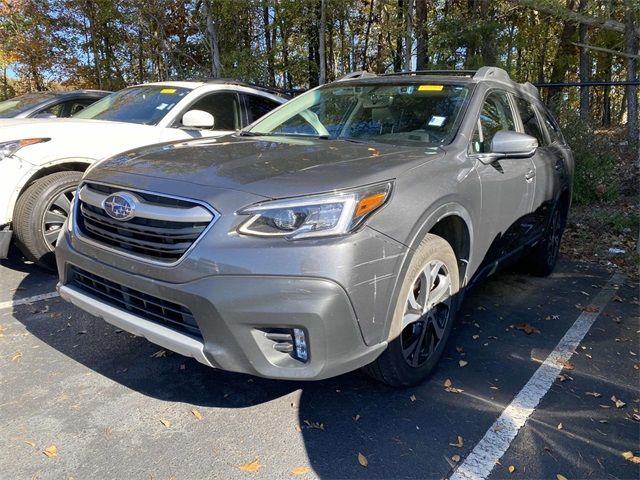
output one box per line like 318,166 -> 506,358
247,82 -> 470,146
0,92 -> 55,118
74,85 -> 190,125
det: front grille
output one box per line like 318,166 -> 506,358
70,267 -> 202,339
75,183 -> 215,263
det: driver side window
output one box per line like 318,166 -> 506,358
471,91 -> 516,154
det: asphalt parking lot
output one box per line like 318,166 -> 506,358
1,248 -> 638,480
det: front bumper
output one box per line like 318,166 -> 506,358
56,233 -> 387,381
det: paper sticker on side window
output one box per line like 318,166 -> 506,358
428,116 -> 446,127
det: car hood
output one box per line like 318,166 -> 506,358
0,118 -> 166,164
88,135 -> 443,198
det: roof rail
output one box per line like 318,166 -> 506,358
380,69 -> 477,77
473,67 -> 512,83
336,71 -> 377,81
205,78 -> 291,98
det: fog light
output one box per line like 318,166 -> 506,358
293,328 -> 308,362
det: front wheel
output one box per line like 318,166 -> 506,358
363,234 -> 460,387
13,171 -> 83,270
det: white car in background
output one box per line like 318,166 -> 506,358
0,80 -> 287,268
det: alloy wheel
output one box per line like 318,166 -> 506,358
400,260 -> 452,367
41,187 -> 75,251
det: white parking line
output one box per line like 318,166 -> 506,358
449,272 -> 624,480
0,291 -> 60,310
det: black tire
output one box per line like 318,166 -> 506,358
13,171 -> 83,270
363,234 -> 460,387
524,201 -> 567,277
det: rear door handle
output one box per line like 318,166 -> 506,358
525,170 -> 535,181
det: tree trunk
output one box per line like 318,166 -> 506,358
86,2 -> 102,89
415,0 -> 428,70
394,0 -> 403,72
202,0 -> 222,78
480,0 -> 497,66
319,0 -> 326,84
624,0 -> 638,146
362,0 -> 375,70
263,4 -> 275,86
404,0 -> 414,70
548,0 -> 578,112
579,0 -> 589,123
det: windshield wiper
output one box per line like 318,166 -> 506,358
239,131 -> 330,139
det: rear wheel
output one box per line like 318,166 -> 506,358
364,234 -> 460,387
13,171 -> 83,270
525,201 -> 567,277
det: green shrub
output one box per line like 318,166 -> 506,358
559,117 -> 620,205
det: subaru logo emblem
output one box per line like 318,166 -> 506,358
103,192 -> 137,221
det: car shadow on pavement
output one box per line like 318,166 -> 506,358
8,258 -> 616,479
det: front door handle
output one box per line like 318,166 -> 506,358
525,169 -> 535,181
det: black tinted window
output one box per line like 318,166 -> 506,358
471,91 -> 516,153
516,98 -> 545,145
541,111 -> 564,144
187,92 -> 240,130
244,94 -> 281,124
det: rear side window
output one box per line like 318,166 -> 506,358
515,98 -> 545,145
541,111 -> 564,144
471,91 -> 516,154
244,94 -> 281,124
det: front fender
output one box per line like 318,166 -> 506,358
2,157 -> 95,224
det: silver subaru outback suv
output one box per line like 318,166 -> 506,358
56,67 -> 574,387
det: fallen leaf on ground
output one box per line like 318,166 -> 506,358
451,454 -> 461,463
352,414 -> 360,422
191,409 -> 203,420
358,452 -> 368,467
556,474 -> 568,480
11,351 -> 22,362
557,374 -> 573,382
24,441 -> 36,448
472,334 -> 480,340
291,466 -> 311,475
576,304 -> 599,313
586,392 -> 602,398
459,360 -> 468,367
443,379 -> 464,394
410,394 -> 417,402
557,423 -> 563,430
612,396 -> 626,408
557,358 -> 574,370
449,436 -> 464,448
151,350 -> 167,358
159,419 -> 171,428
508,465 -> 516,473
515,323 -> 540,334
622,451 -> 640,464
239,459 -> 263,472
43,445 -> 57,458
304,419 -> 324,430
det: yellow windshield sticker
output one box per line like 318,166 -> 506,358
418,85 -> 444,92
160,88 -> 176,94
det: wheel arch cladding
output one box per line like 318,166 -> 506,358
377,204 -> 474,344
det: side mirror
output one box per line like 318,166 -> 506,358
491,130 -> 538,157
182,109 -> 214,129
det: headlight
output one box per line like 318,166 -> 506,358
0,138 -> 50,161
237,181 -> 392,239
